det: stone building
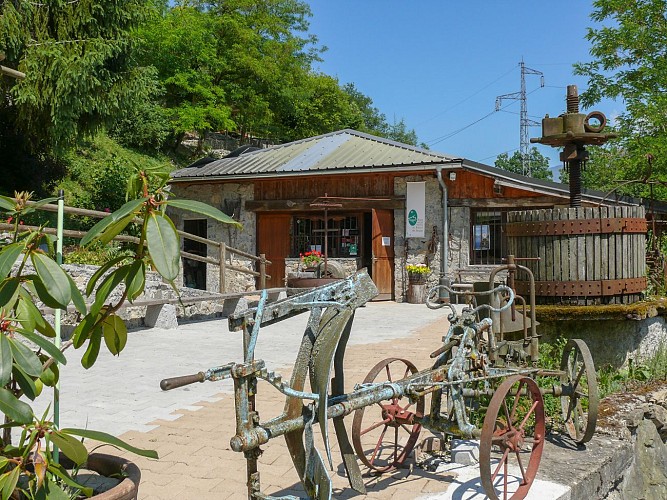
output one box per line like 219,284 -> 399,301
168,129 -> 650,301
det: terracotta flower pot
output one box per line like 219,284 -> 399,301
61,453 -> 141,500
287,277 -> 341,288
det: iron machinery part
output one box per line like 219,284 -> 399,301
479,375 -> 545,500
584,111 -> 606,133
351,358 -> 425,473
315,259 -> 346,278
426,284 -> 515,317
560,339 -> 599,444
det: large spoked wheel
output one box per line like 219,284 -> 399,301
560,338 -> 599,444
479,375 -> 545,500
351,358 -> 424,473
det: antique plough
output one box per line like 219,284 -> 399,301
161,261 -> 598,500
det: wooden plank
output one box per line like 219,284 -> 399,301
525,210 -> 534,277
545,209 -> 554,284
552,209 -> 563,281
567,208 -> 576,285
507,211 -> 515,257
601,206 -> 609,284
615,206 -> 624,304
559,208 -> 569,287
448,196 -> 566,208
585,207 -> 594,282
593,207 -> 601,284
537,209 -> 546,282
575,208 -> 585,304
638,206 -> 645,285
245,198 -> 405,211
586,207 -> 595,305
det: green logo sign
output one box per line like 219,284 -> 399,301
408,209 -> 418,226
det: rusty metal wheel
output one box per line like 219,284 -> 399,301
560,338 -> 598,443
351,358 -> 424,473
479,375 -> 545,500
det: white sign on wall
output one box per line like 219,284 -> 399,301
406,182 -> 426,238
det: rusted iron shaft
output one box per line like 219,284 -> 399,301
230,369 -> 443,453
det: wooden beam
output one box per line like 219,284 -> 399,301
245,198 -> 405,212
448,196 -> 568,208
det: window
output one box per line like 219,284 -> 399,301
293,215 -> 360,258
470,210 -> 506,265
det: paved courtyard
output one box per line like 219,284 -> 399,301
37,302 -> 571,499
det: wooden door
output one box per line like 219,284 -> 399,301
371,209 -> 394,300
257,213 -> 291,288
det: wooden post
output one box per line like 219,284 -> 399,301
219,242 -> 227,294
259,253 -> 267,290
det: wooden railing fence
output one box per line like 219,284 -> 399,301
0,200 -> 271,293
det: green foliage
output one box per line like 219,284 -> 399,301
536,338 -> 568,429
53,135 -> 172,230
0,0 -> 158,151
0,171 -> 237,497
597,342 -> 667,398
495,147 -> 553,181
63,244 -> 133,267
574,0 -> 667,199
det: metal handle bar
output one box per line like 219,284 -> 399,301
160,362 -> 234,391
426,284 -> 514,315
160,372 -> 206,391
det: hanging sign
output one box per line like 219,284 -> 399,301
406,182 -> 426,238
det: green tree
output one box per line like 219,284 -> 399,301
342,83 -> 389,135
137,4 -> 234,152
281,73 -> 365,140
385,118 -> 420,147
574,0 -> 667,199
495,148 -> 553,180
139,0 -> 323,147
0,0 -> 158,151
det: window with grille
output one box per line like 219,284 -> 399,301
293,215 -> 360,258
470,210 -> 506,265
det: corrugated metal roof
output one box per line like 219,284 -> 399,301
171,129 -> 454,180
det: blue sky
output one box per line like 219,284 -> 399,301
305,1 -> 616,175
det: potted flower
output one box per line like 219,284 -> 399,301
406,263 -> 430,284
300,250 -> 323,270
0,169 -> 240,497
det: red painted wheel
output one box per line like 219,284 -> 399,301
479,375 -> 545,500
560,338 -> 598,443
351,358 -> 424,473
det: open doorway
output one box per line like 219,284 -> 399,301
183,219 -> 207,290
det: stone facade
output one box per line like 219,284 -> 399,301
393,175 -> 505,302
168,182 -> 257,293
168,174 -> 509,300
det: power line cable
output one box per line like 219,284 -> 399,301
415,65 -> 516,127
426,86 -> 543,147
476,147 -> 519,163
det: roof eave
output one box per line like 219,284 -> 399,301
169,160 -> 464,183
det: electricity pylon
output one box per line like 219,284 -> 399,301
495,60 -> 544,176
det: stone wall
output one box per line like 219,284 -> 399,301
539,315 -> 667,370
285,258 -> 360,279
392,175 -> 506,301
28,263 -> 245,332
168,182 -> 257,293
